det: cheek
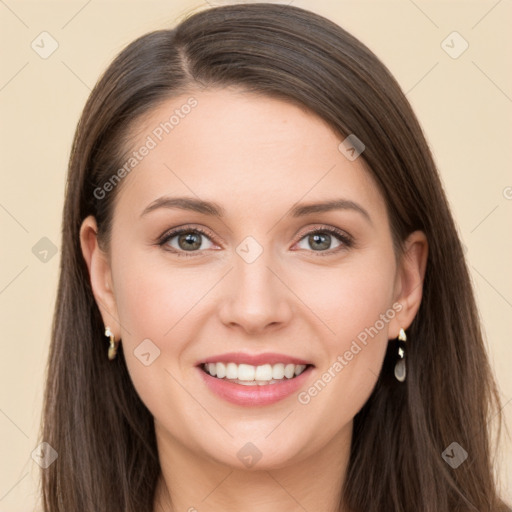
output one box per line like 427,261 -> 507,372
110,252 -> 199,418
112,250 -> 204,342
294,252 -> 396,406
294,254 -> 396,348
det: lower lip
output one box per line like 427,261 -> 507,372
197,365 -> 314,406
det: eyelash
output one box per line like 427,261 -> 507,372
157,224 -> 354,258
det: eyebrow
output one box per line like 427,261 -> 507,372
140,196 -> 372,224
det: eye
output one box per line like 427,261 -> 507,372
158,226 -> 217,257
157,224 -> 353,258
294,226 -> 353,255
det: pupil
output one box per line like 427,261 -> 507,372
179,232 -> 201,250
310,233 -> 330,250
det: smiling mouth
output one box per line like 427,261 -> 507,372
199,361 -> 313,386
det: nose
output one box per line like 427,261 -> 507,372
217,246 -> 294,335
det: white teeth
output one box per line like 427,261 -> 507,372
202,362 -> 308,382
255,364 -> 272,380
294,365 -> 306,376
272,363 -> 285,380
226,362 -> 238,379
215,363 -> 226,379
237,364 -> 256,381
284,364 -> 295,379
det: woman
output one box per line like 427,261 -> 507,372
39,3 -> 509,511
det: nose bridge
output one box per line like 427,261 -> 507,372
218,236 -> 292,331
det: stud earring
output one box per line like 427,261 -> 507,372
105,326 -> 118,360
394,328 -> 407,382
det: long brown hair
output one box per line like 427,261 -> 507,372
39,3 -> 508,511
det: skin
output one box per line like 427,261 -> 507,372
80,88 -> 428,512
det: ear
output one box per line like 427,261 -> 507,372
79,215 -> 121,339
389,230 -> 428,338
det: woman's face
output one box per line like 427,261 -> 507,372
82,88 -> 425,470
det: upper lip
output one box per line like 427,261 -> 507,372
198,352 -> 314,367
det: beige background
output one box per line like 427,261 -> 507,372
0,0 -> 510,509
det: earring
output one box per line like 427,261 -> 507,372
394,328 -> 407,382
105,326 -> 118,360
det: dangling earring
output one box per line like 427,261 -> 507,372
394,328 -> 407,382
105,326 -> 118,360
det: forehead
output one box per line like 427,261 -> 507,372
114,88 -> 387,225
